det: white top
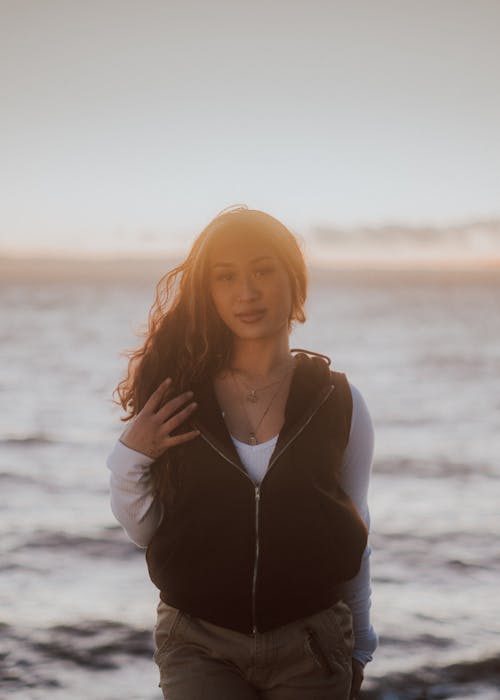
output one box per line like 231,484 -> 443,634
106,381 -> 378,666
231,433 -> 279,483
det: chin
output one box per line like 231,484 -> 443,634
234,329 -> 270,341
235,323 -> 285,342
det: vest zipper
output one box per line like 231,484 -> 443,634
252,485 -> 260,634
197,432 -> 261,634
197,381 -> 335,635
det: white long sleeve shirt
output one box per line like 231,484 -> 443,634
106,381 -> 378,665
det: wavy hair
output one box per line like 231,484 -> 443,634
113,205 -> 308,498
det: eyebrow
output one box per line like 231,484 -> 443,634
211,256 -> 275,269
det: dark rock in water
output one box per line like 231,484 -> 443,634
0,433 -> 55,446
445,655 -> 500,682
0,623 -> 62,691
31,620 -> 154,668
0,619 -> 154,692
16,528 -> 141,559
379,634 -> 454,649
362,654 -> 500,699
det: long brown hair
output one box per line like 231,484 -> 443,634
113,205 -> 308,497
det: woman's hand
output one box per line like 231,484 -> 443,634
350,658 -> 364,699
119,378 -> 199,459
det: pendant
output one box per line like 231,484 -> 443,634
249,433 -> 257,446
246,390 -> 258,403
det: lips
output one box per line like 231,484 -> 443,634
236,309 -> 266,323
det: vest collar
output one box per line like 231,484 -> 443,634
190,352 -> 335,473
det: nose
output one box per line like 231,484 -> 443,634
236,273 -> 260,302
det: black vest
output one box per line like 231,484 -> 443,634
146,352 -> 368,634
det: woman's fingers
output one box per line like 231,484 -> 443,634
160,401 -> 198,434
144,377 -> 172,414
350,659 -> 364,699
122,380 -> 200,458
164,429 -> 200,449
155,390 -> 194,422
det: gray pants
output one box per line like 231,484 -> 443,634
153,598 -> 354,699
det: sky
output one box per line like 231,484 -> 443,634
1,0 -> 500,257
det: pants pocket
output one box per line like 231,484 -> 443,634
153,601 -> 186,663
304,627 -> 348,676
303,601 -> 353,676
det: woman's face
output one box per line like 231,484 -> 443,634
207,232 -> 293,342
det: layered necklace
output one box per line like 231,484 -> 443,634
230,358 -> 294,445
234,374 -> 283,404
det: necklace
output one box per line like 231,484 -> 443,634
229,358 -> 294,403
235,376 -> 282,403
231,367 -> 292,445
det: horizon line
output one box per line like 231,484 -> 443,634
1,252 -> 499,283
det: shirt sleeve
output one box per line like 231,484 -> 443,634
106,439 -> 164,548
339,381 -> 378,666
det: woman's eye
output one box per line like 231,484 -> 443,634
254,267 -> 273,277
215,272 -> 234,282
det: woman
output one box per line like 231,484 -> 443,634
107,206 -> 377,699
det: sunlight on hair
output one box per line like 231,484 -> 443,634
216,203 -> 249,217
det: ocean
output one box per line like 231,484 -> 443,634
1,264 -> 499,699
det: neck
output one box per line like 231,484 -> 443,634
228,335 -> 292,381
